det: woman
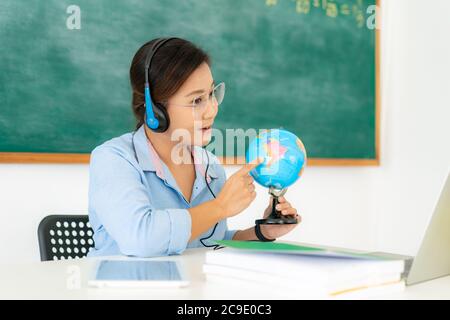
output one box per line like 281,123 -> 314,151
88,37 -> 301,257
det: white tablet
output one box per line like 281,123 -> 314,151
88,260 -> 190,288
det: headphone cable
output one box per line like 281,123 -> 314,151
199,149 -> 224,250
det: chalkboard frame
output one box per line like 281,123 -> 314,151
0,1 -> 380,167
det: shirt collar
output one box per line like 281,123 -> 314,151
132,125 -> 218,182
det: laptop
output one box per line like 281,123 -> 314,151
371,173 -> 450,285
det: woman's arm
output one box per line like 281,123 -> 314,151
187,199 -> 224,241
187,160 -> 262,240
232,227 -> 258,241
90,146 -> 193,257
90,147 -> 260,256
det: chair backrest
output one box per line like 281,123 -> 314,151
38,215 -> 95,261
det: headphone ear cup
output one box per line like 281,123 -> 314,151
152,103 -> 170,133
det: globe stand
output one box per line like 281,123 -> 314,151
255,187 -> 298,225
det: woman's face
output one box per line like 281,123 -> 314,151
165,62 -> 218,147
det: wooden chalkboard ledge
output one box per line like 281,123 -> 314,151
0,153 -> 90,164
0,153 -> 379,166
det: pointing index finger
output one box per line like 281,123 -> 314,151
239,157 -> 263,175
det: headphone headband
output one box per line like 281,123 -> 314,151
144,37 -> 177,84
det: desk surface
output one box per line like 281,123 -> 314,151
1,248 -> 449,300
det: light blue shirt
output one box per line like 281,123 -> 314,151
88,125 -> 237,258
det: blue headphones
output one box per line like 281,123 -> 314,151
144,37 -> 178,133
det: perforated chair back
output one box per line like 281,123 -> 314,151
38,215 -> 95,261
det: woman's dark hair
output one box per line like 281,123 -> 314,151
129,38 -> 211,129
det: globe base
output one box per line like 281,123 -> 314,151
256,191 -> 298,225
255,216 -> 298,225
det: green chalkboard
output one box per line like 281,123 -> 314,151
0,0 -> 378,164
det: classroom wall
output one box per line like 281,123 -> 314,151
0,0 -> 449,264
371,0 -> 450,255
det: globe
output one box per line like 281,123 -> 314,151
245,129 -> 306,190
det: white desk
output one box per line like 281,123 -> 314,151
0,248 -> 449,299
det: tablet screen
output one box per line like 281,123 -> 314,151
89,260 -> 189,288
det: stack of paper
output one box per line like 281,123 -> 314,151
203,241 -> 406,299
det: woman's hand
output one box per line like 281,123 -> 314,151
214,159 -> 262,219
259,196 -> 301,240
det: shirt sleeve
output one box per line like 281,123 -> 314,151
89,146 -> 192,257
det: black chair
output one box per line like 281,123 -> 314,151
38,215 -> 95,261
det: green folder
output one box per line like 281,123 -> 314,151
214,240 -> 388,260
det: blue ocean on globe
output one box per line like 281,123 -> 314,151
245,129 -> 306,189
